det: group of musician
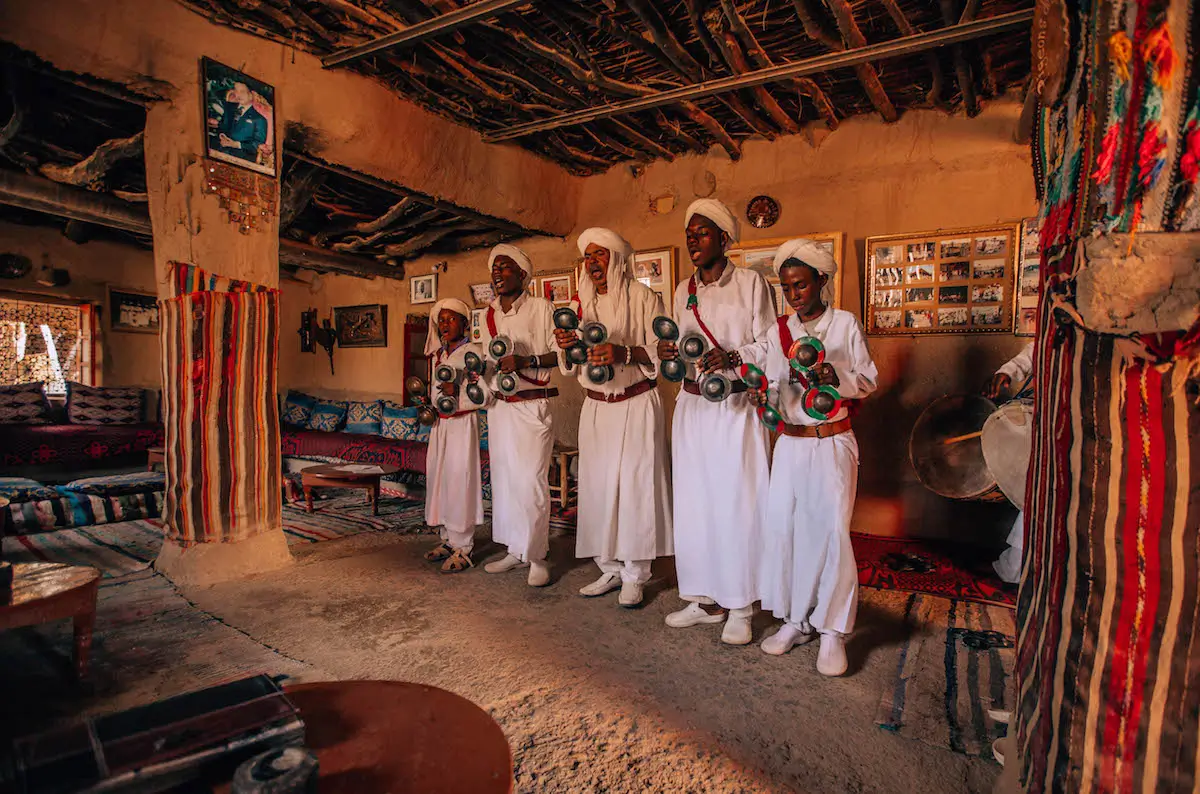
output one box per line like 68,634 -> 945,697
419,199 -> 878,677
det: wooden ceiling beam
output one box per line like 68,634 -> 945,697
805,0 -> 899,122
720,31 -> 801,134
879,0 -> 947,109
37,131 -> 144,189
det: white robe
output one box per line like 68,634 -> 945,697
992,341 -> 1035,584
758,308 -> 878,634
481,293 -> 556,562
425,340 -> 488,551
671,263 -> 775,610
561,285 -> 673,566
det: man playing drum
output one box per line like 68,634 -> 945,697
984,341 -> 1035,584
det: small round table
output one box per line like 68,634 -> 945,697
282,681 -> 513,793
300,463 -> 401,515
0,562 -> 100,680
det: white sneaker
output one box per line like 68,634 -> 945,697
721,607 -> 753,645
483,554 -> 527,574
760,623 -> 816,656
817,632 -> 848,676
579,572 -> 621,597
618,581 -> 643,607
527,560 -> 551,587
665,602 -> 725,628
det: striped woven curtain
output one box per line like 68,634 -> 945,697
159,262 -> 281,544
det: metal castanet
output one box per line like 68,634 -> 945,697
553,307 -> 590,365
462,351 -> 487,405
488,334 -> 513,361
485,334 -> 521,397
909,394 -> 1006,501
405,376 -> 439,426
788,336 -> 844,420
739,363 -> 783,431
651,315 -> 685,382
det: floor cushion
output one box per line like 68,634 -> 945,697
281,390 -> 318,428
60,471 -> 166,497
0,477 -> 59,503
381,401 -> 430,443
345,400 -> 383,435
306,399 -> 349,432
66,382 -> 144,425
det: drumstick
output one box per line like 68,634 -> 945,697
942,430 -> 984,445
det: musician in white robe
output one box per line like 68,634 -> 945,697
422,298 -> 489,573
750,239 -> 878,676
984,341 -> 1035,585
554,227 -> 673,608
657,199 -> 774,645
479,244 -> 558,587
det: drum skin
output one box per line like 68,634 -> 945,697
909,394 -> 1005,501
981,398 -> 1034,510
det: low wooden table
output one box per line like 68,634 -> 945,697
146,446 -> 165,471
0,562 -> 100,680
281,681 -> 512,793
300,463 -> 401,515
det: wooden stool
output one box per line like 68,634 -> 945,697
146,446 -> 165,472
548,446 -> 578,510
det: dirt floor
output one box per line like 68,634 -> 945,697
2,528 -> 1002,793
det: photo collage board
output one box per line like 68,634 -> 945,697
865,224 -> 1017,335
1015,217 -> 1041,336
727,233 -> 845,317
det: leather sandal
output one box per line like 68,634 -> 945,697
424,542 -> 453,562
441,548 -> 474,573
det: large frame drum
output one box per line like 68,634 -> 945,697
980,398 -> 1034,510
909,394 -> 1006,502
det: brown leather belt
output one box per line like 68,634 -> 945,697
681,379 -> 748,396
778,417 -> 852,438
586,379 -> 657,404
500,388 -> 559,403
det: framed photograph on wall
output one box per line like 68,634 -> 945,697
470,308 -> 486,342
540,275 -> 572,305
333,304 -> 387,348
864,224 -> 1018,336
108,288 -> 159,334
1014,217 -> 1041,337
631,246 -> 678,312
410,274 -> 437,305
726,233 -> 845,316
202,58 -> 276,177
470,282 -> 495,307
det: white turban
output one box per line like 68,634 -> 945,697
773,238 -> 838,304
424,297 -> 472,356
575,227 -> 633,315
488,243 -> 533,288
684,198 -> 740,244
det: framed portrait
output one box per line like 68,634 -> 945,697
864,224 -> 1018,336
470,308 -> 486,343
333,304 -> 387,348
633,246 -> 678,310
726,232 -> 845,316
1014,217 -> 1041,337
108,288 -> 159,334
540,274 -> 574,305
410,274 -> 437,305
202,58 -> 276,177
470,282 -> 495,307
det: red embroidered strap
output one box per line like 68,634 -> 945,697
486,305 -> 549,386
686,275 -> 720,349
776,315 -> 794,358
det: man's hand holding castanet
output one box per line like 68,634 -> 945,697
498,355 -> 525,374
747,387 -> 769,408
588,343 -> 626,367
438,381 -> 458,396
810,362 -> 839,388
554,328 -> 578,351
656,338 -> 678,361
698,347 -> 731,375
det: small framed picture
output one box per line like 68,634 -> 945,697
939,307 -> 970,327
470,308 -> 486,342
905,309 -> 935,329
470,282 -> 495,307
727,233 -> 845,316
972,306 -> 1004,326
905,287 -> 934,303
109,288 -> 159,334
906,264 -> 934,283
633,246 -> 679,308
940,239 -> 971,259
907,241 -> 935,262
877,267 -> 903,287
973,258 -> 1006,279
875,289 -> 903,308
1015,216 -> 1041,337
333,304 -> 387,348
876,310 -> 902,329
202,58 -> 276,177
874,245 -> 901,265
1017,306 -> 1037,336
410,274 -> 437,305
940,261 -> 969,282
975,235 -> 1008,257
971,284 -> 1004,303
541,275 -> 573,305
938,286 -> 968,304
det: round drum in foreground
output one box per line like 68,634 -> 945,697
284,680 -> 512,794
981,399 -> 1034,510
909,394 -> 1004,501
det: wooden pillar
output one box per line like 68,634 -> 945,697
144,89 -> 291,586
1015,0 -> 1200,790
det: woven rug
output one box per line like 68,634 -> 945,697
1,495 -> 432,578
852,533 -> 1015,608
875,593 -> 1014,759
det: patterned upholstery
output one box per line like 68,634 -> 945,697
345,400 -> 383,435
65,382 -> 144,425
281,390 -> 317,428
305,398 -> 349,432
380,401 -> 431,443
60,471 -> 166,496
478,411 -> 489,451
0,477 -> 58,503
0,423 -> 163,469
0,382 -> 52,425
281,429 -> 429,474
3,490 -> 163,536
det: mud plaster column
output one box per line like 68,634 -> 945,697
144,96 -> 291,586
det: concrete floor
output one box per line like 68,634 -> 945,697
4,528 -> 1002,793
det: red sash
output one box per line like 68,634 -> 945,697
486,304 -> 549,386
686,275 -> 721,349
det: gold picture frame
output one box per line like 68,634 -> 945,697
726,233 -> 845,316
632,246 -> 678,310
864,223 -> 1019,336
527,267 -> 576,305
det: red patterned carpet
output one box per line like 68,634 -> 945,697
851,533 -> 1016,608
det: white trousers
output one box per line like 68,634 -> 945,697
595,558 -> 652,584
993,510 -> 1024,584
425,412 -> 483,551
487,398 -> 553,562
575,389 -> 673,562
759,432 -> 860,636
671,392 -> 770,610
